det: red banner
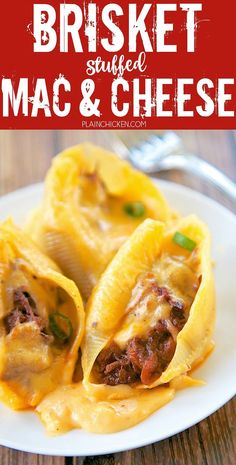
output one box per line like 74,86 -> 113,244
0,0 -> 236,129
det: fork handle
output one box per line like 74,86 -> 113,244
152,153 -> 236,203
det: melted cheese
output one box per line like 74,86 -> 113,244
114,253 -> 199,348
37,382 -> 174,434
78,174 -> 147,256
0,381 -> 28,409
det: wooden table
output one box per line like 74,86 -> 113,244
0,130 -> 235,465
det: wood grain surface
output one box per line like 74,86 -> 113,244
0,130 -> 235,465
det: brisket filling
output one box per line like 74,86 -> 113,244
94,286 -> 186,386
4,287 -> 47,335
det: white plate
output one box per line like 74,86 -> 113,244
0,180 -> 235,456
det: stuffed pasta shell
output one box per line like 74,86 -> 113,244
82,215 -> 215,396
0,220 -> 85,409
28,143 -> 171,300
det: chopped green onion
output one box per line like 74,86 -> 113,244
123,202 -> 145,218
173,232 -> 197,252
49,312 -> 73,342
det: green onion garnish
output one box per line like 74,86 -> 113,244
173,232 -> 197,252
123,202 -> 145,218
49,312 -> 73,342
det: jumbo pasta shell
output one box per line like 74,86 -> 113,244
82,215 -> 215,397
27,143 -> 171,300
0,220 -> 85,408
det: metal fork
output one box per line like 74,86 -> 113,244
112,131 -> 236,203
